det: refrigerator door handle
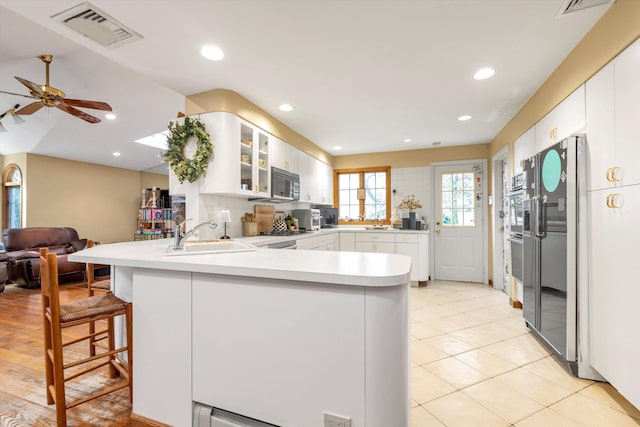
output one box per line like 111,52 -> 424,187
536,198 -> 547,238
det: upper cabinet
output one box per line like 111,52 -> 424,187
513,126 -> 536,175
585,61 -> 615,192
535,85 -> 585,153
298,151 -> 334,205
270,137 -> 299,174
196,112 -> 270,197
585,38 -> 640,191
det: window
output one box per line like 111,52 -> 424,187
3,164 -> 22,230
440,171 -> 475,226
335,167 -> 390,223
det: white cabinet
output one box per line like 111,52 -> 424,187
535,85 -> 585,153
315,233 -> 336,251
297,151 -> 314,203
395,242 -> 418,281
316,161 -> 334,205
588,185 -> 640,409
296,235 -> 319,250
339,232 -> 356,252
585,61 -> 615,192
197,112 -> 270,198
513,126 -> 536,175
297,151 -> 334,205
270,136 -> 298,174
613,38 -> 640,187
355,232 -> 395,253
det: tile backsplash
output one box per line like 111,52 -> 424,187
391,166 -> 431,226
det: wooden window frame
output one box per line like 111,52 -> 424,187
3,164 -> 23,230
334,166 -> 391,225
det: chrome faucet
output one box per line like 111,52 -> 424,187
173,220 -> 218,249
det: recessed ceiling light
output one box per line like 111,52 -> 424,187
402,138 -> 413,143
458,115 -> 472,121
113,152 -> 121,157
105,113 -> 116,120
278,104 -> 294,112
200,45 -> 224,61
474,67 -> 495,80
333,146 -> 342,150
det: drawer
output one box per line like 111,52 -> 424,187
355,232 -> 395,243
395,233 -> 418,243
318,233 -> 336,246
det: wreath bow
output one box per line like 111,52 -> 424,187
164,116 -> 213,183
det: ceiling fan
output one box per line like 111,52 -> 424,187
0,54 -> 112,124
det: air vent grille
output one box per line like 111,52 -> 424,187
51,1 -> 142,49
557,0 -> 614,16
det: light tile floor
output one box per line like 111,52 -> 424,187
410,281 -> 640,426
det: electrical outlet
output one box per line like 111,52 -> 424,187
324,412 -> 351,427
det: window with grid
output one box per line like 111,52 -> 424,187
336,167 -> 390,223
440,171 -> 475,226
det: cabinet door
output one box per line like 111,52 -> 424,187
585,61 -> 616,192
339,232 -> 356,252
253,128 -> 270,196
589,185 -> 640,409
395,242 -> 418,282
513,126 -> 536,175
298,151 -> 315,203
271,137 -> 298,173
316,161 -> 333,205
535,86 -> 585,153
614,38 -> 640,187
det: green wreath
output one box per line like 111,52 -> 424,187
164,116 -> 213,183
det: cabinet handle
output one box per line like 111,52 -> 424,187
606,168 -> 613,182
435,229 -> 441,234
610,166 -> 621,182
606,193 -> 621,209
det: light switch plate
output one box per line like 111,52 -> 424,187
324,412 -> 351,427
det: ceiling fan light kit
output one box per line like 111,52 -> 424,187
0,54 -> 112,124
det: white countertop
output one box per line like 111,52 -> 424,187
69,237 -> 411,287
240,226 -> 429,247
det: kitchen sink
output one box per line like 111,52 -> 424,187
163,240 -> 257,256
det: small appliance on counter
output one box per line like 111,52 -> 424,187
292,209 -> 321,231
313,205 -> 339,228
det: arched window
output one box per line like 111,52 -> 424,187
3,164 -> 22,230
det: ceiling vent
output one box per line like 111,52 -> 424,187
557,0 -> 615,17
50,1 -> 142,49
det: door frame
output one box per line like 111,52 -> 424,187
491,146 -> 509,292
430,159 -> 488,284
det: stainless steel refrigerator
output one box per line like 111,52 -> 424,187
522,136 -> 601,380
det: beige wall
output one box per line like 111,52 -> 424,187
23,154 -> 166,243
186,89 -> 334,166
333,144 -> 490,169
141,171 -> 169,191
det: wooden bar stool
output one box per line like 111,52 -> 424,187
40,248 -> 132,427
85,240 -> 111,297
85,240 -> 112,357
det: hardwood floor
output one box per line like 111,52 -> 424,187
0,283 -> 132,426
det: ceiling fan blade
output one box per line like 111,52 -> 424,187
64,99 -> 112,111
14,76 -> 44,96
57,103 -> 101,123
15,102 -> 43,115
0,89 -> 37,100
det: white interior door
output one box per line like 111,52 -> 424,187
433,163 -> 485,282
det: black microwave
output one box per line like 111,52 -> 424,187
271,167 -> 300,202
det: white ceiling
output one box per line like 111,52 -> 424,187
0,0 -> 613,173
